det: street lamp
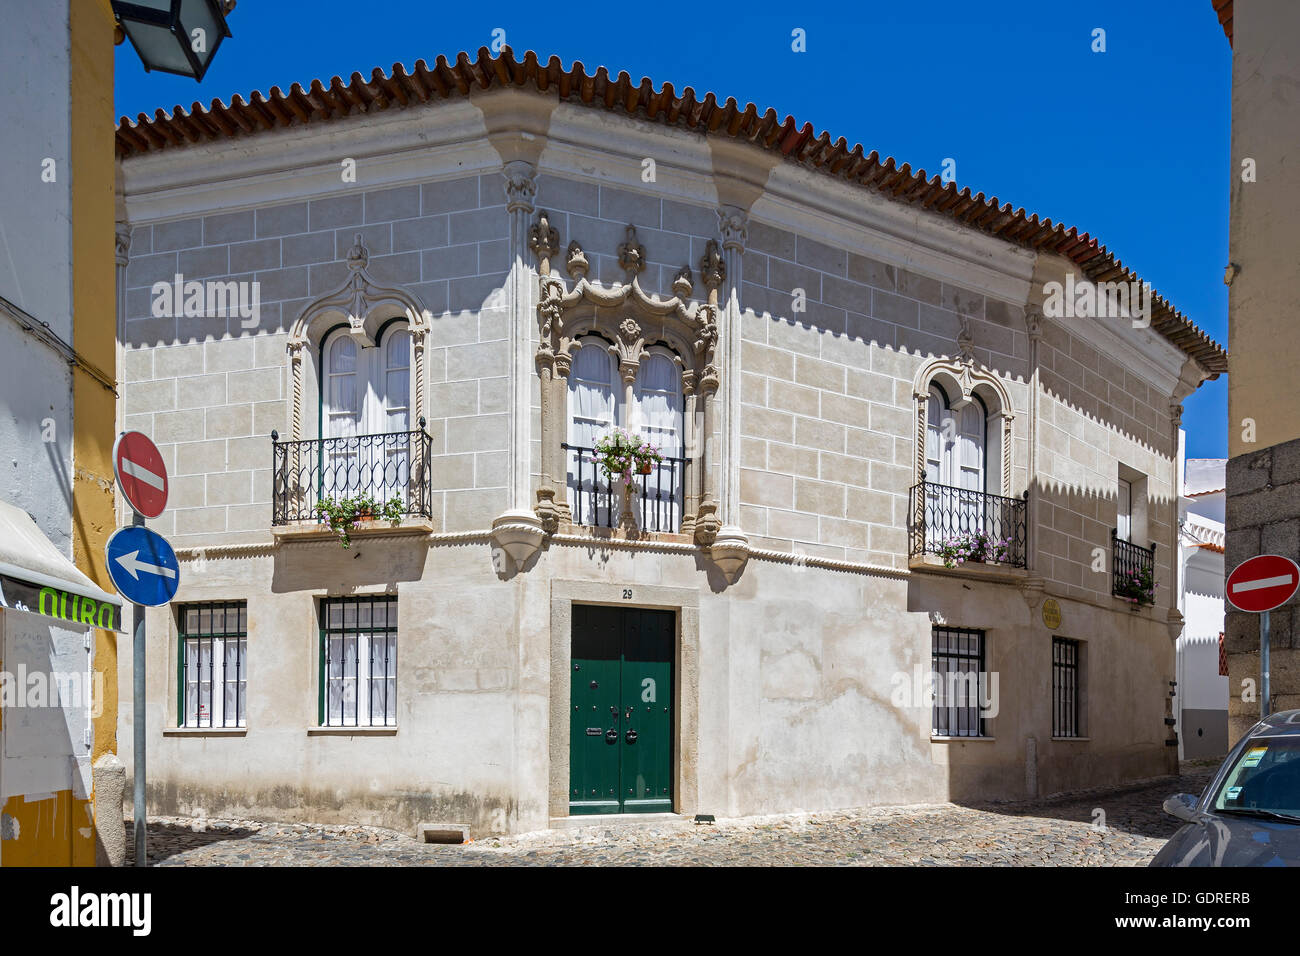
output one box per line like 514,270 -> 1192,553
112,0 -> 233,82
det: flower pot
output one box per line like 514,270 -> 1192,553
638,461 -> 654,475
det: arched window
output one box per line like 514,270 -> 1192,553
567,337 -> 619,527
925,384 -> 986,491
924,383 -> 989,546
565,336 -> 685,531
321,324 -> 414,505
632,348 -> 685,531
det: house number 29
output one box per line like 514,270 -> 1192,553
622,589 -> 633,600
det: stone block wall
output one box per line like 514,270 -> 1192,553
1225,438 -> 1300,741
121,176 -> 510,546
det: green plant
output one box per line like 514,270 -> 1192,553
592,427 -> 663,485
314,494 -> 405,548
1115,564 -> 1156,606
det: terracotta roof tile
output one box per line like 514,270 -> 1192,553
1212,0 -> 1233,46
115,48 -> 1227,374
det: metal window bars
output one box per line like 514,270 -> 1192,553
932,626 -> 986,738
1052,636 -> 1081,738
908,480 -> 1028,567
320,596 -> 397,728
178,601 -> 247,729
271,423 -> 432,525
561,443 -> 690,534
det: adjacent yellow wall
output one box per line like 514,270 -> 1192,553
5,0 -> 124,869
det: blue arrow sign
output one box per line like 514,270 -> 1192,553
105,526 -> 180,607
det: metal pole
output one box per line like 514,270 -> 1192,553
1261,610 -> 1271,719
132,508 -> 146,866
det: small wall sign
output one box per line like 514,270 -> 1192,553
1042,598 -> 1062,630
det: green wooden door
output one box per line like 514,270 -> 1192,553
569,605 -> 674,815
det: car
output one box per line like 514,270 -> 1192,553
1150,709 -> 1300,866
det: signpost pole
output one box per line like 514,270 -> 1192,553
1261,609 -> 1271,720
132,508 -> 146,867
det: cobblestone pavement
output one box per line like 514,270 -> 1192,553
124,766 -> 1216,867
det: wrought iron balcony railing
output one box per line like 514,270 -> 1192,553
562,443 -> 690,534
271,423 -> 433,526
908,480 -> 1029,568
1112,530 -> 1156,604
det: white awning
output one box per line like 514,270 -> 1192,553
0,497 -> 123,631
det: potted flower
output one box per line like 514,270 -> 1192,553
314,494 -> 405,549
593,427 -> 663,486
936,531 -> 1013,569
1115,565 -> 1156,607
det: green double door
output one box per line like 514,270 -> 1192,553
569,605 -> 674,815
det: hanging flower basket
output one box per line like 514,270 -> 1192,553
593,428 -> 663,486
1115,566 -> 1156,606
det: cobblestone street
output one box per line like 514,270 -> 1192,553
123,766 -> 1215,867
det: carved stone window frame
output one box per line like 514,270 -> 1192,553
530,215 -> 724,544
912,356 -> 1015,497
284,234 -> 432,442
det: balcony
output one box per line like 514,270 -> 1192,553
562,443 -> 690,534
271,424 -> 433,527
908,480 -> 1028,571
1112,530 -> 1156,606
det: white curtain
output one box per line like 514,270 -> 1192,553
380,329 -> 412,506
633,352 -> 684,531
568,340 -> 618,525
1117,478 -> 1132,542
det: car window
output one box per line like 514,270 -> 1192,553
1212,736 -> 1300,815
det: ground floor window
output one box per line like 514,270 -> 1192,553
178,601 -> 247,728
932,626 -> 986,737
1052,637 -> 1081,738
320,595 -> 397,727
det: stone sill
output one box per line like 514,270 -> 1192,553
163,727 -> 247,736
930,735 -> 996,742
909,554 -> 1029,584
272,518 -> 436,544
1051,736 -> 1091,742
307,726 -> 398,736
556,522 -> 694,547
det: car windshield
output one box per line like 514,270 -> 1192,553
1211,736 -> 1300,816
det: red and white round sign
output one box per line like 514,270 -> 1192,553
112,431 -> 169,518
1226,554 -> 1300,613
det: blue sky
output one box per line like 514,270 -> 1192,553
115,0 -> 1231,458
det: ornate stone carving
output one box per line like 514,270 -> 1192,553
527,210 -> 725,542
528,210 -> 560,266
566,241 -> 589,279
672,266 -> 693,299
617,225 -> 646,276
699,241 -> 726,290
114,223 -> 131,268
1025,308 -> 1043,342
502,160 -> 538,214
694,502 -> 721,547
957,315 -> 975,362
717,206 -> 748,253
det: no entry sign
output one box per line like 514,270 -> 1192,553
113,431 -> 169,518
1226,554 -> 1300,613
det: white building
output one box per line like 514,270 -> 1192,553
1175,444 -> 1228,759
113,51 -> 1226,836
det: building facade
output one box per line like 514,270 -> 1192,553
1215,0 -> 1300,742
0,0 -> 123,866
1175,448 -> 1228,759
114,52 -> 1226,836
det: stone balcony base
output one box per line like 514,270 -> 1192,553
271,517 -> 437,545
908,553 -> 1030,584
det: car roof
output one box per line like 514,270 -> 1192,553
1251,710 -> 1300,736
